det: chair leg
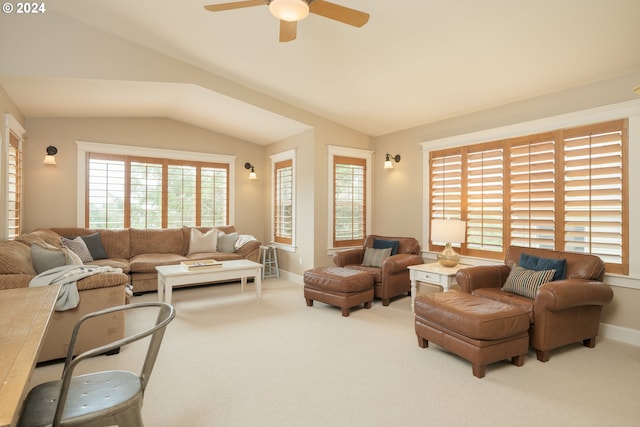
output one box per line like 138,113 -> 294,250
364,301 -> 372,309
472,364 -> 486,378
381,298 -> 390,306
417,336 -> 429,348
305,298 -> 313,307
341,307 -> 350,317
536,349 -> 551,362
511,354 -> 525,367
583,337 -> 596,348
114,405 -> 144,427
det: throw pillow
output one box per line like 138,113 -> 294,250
62,236 -> 94,263
519,253 -> 566,281
80,232 -> 108,260
373,238 -> 400,256
188,228 -> 218,254
502,265 -> 556,299
217,232 -> 239,253
31,243 -> 67,274
361,247 -> 392,267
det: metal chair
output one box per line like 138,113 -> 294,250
19,302 -> 176,427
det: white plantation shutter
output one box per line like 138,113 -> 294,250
130,159 -> 163,229
7,133 -> 21,239
334,155 -> 366,247
428,119 -> 627,273
465,146 -> 504,253
200,166 -> 228,227
509,136 -> 556,249
274,159 -> 293,245
87,155 -> 126,228
562,121 -> 625,266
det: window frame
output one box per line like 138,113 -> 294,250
4,114 -> 25,240
423,108 -> 632,275
77,141 -> 236,228
271,149 -> 296,249
327,145 -> 372,251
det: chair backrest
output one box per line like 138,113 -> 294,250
504,246 -> 605,281
363,235 -> 421,255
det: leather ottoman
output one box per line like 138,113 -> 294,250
414,291 -> 530,378
303,266 -> 374,317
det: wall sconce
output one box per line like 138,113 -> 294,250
43,146 -> 58,165
431,219 -> 467,267
384,153 -> 401,169
634,85 -> 640,96
244,162 -> 257,179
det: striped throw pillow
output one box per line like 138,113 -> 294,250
502,265 -> 556,299
361,247 -> 392,267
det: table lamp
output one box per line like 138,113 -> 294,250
431,219 -> 466,267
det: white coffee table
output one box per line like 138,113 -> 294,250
156,259 -> 263,303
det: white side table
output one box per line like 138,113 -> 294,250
408,263 -> 468,312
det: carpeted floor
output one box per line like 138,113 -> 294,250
31,278 -> 640,426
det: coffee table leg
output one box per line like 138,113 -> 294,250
165,279 -> 173,304
157,274 -> 165,302
255,269 -> 262,299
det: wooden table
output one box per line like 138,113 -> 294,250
156,260 -> 263,304
0,285 -> 60,427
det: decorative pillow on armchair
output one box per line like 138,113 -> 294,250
502,265 -> 556,299
361,247 -> 392,267
373,238 -> 400,255
519,253 -> 566,281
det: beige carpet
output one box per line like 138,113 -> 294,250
31,279 -> 640,426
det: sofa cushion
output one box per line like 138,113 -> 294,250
502,265 -> 556,299
373,238 -> 400,256
0,241 -> 36,275
362,247 -> 392,267
217,231 -> 238,253
81,233 -> 108,260
131,228 -> 184,256
62,236 -> 94,263
129,253 -> 188,273
519,252 -> 566,281
188,228 -> 218,254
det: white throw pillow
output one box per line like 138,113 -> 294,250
188,228 -> 218,254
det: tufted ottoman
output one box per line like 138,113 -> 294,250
303,266 -> 374,317
414,292 -> 530,378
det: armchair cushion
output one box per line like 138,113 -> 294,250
373,238 -> 400,255
519,252 -> 566,281
362,247 -> 392,267
502,265 -> 556,299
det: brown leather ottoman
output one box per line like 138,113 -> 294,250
414,292 -> 530,378
304,266 -> 374,317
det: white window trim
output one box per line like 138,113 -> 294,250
270,149 -> 297,252
327,145 -> 373,254
76,140 -> 237,227
420,99 -> 640,290
4,114 -> 25,240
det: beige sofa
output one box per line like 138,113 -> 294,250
0,229 -> 129,363
48,225 -> 261,294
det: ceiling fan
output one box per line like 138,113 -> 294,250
204,0 -> 369,42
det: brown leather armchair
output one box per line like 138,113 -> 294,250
456,246 -> 614,362
333,235 -> 423,306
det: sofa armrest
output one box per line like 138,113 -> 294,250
333,248 -> 364,267
0,274 -> 33,290
535,280 -> 614,311
235,239 -> 261,260
456,265 -> 511,293
382,253 -> 424,274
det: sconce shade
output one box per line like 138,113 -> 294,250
634,85 -> 640,95
43,145 -> 58,165
269,0 -> 309,22
384,153 -> 401,169
244,162 -> 257,179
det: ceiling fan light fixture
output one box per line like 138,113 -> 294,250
269,0 -> 309,22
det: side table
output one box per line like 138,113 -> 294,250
408,263 -> 468,312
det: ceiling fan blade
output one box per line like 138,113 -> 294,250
280,20 -> 297,42
204,0 -> 268,12
309,0 -> 369,27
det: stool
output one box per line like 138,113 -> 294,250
414,292 -> 530,378
260,245 -> 279,279
303,266 -> 374,317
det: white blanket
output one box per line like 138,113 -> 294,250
29,265 -> 122,311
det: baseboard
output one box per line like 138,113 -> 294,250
599,323 -> 640,347
278,270 -> 304,285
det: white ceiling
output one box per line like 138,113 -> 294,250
3,0 -> 640,144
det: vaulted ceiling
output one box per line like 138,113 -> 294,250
2,0 -> 640,144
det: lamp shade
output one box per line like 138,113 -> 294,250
269,0 -> 309,22
431,219 -> 466,244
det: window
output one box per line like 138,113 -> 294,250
332,154 -> 368,248
429,119 -> 627,274
4,114 -> 25,240
273,158 -> 294,245
86,153 -> 229,229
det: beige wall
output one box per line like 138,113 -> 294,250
22,117 -> 266,240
